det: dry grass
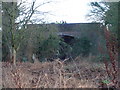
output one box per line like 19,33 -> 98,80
2,56 -> 115,88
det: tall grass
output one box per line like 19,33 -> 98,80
2,58 -> 104,88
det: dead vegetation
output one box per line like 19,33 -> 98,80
2,56 -> 118,88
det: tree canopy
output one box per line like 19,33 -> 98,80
88,1 -> 119,37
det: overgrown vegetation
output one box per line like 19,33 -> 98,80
1,1 -> 119,89
2,57 -> 110,88
88,1 -> 119,88
35,34 -> 60,61
72,37 -> 91,58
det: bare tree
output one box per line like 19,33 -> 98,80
2,0 -> 52,65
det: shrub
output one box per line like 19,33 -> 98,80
98,26 -> 119,88
35,34 -> 60,61
58,39 -> 73,59
103,26 -> 118,88
92,54 -> 110,63
71,37 -> 92,57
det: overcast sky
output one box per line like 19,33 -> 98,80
20,0 -> 99,23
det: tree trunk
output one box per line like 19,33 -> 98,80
12,48 -> 16,66
9,47 -> 13,62
9,47 -> 16,66
9,46 -> 17,66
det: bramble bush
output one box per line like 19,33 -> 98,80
98,26 -> 119,88
103,26 -> 118,88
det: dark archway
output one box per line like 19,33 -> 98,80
58,34 -> 75,60
58,34 -> 75,45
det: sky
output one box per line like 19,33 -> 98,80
38,0 -> 93,23
19,0 -> 99,23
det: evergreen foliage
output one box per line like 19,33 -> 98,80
72,37 -> 91,57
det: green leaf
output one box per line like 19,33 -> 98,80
102,80 -> 110,84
